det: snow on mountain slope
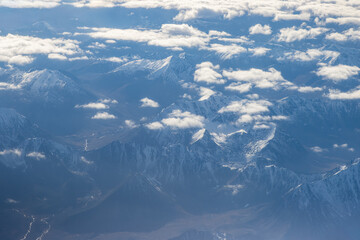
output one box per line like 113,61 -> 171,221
0,68 -> 89,103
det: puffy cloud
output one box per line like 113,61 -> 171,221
248,47 -> 270,56
315,64 -> 360,82
140,97 -> 159,108
204,43 -> 246,59
249,24 -> 272,35
26,152 -> 45,160
0,149 -> 21,157
86,0 -> 360,24
91,112 -> 117,119
161,109 -> 205,129
80,24 -> 210,49
225,83 -> 252,93
277,26 -> 329,42
333,143 -> 355,152
325,28 -> 360,41
102,56 -> 128,63
75,102 -> 109,109
280,49 -> 339,63
125,119 -> 138,128
223,67 -> 293,90
297,86 -> 323,93
194,62 -> 225,84
48,53 -> 67,60
4,0 -> 360,28
218,99 -> 273,115
310,146 -> 325,153
145,121 -> 164,130
0,0 -> 60,8
198,87 -> 215,101
326,17 -> 360,26
0,34 -> 82,65
326,87 -> 360,100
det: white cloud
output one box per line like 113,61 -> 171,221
88,41 -> 106,49
102,56 -> 128,63
315,64 -> 360,82
140,97 -> 159,108
80,24 -> 210,49
48,53 -> 67,60
125,119 -> 138,128
204,43 -> 246,59
310,146 -> 325,153
280,49 -> 339,63
194,62 -> 225,84
248,47 -> 270,56
326,17 -> 360,26
225,83 -> 252,93
253,123 -> 270,129
333,143 -> 355,152
145,121 -> 164,130
0,34 -> 82,65
223,67 -> 293,90
0,149 -> 21,157
75,102 -> 109,109
91,112 -> 117,119
26,152 -> 45,160
0,0 -> 60,8
325,28 -> 360,41
198,87 -> 215,101
161,109 -> 205,129
218,99 -> 272,115
277,26 -> 329,42
297,86 -> 323,93
249,24 -> 272,35
326,87 -> 360,100
100,98 -> 118,104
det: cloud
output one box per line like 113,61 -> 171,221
333,143 -> 355,152
225,83 -> 252,93
26,152 -> 45,160
0,0 -> 60,8
326,87 -> 360,100
218,99 -> 273,115
297,86 -> 323,93
145,121 -> 164,130
310,146 -> 326,153
326,17 -> 360,26
325,28 -> 360,41
280,49 -> 339,63
277,26 -> 329,42
140,97 -> 159,108
125,119 -> 138,128
223,67 -> 293,90
48,53 -> 67,60
80,24 -> 210,49
0,149 -> 21,157
194,62 -> 225,84
198,87 -> 215,101
0,34 -> 82,65
161,109 -> 205,129
203,43 -> 247,59
102,56 -> 128,63
91,112 -> 117,119
248,47 -> 270,56
249,24 -> 272,35
75,102 -> 109,109
315,64 -> 360,82
253,123 -> 270,129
